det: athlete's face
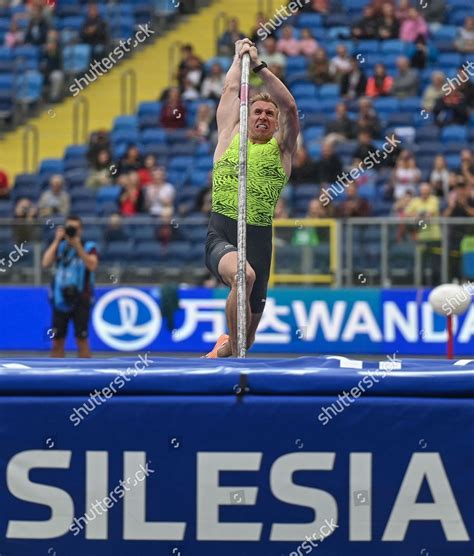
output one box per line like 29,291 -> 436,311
249,101 -> 278,143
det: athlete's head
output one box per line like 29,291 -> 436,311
249,93 -> 279,143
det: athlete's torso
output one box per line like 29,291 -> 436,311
212,133 -> 289,226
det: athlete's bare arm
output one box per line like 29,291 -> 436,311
214,39 -> 254,162
247,47 -> 299,177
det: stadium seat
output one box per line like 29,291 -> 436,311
141,129 -> 166,145
381,40 -> 407,54
441,125 -> 468,142
132,240 -> 163,263
296,13 -> 323,28
303,127 -> 325,143
39,159 -> 64,176
64,145 -> 88,160
62,44 -> 92,74
373,98 -> 399,113
114,115 -> 139,131
188,170 -> 210,187
104,240 -> 135,262
97,186 -> 121,204
286,56 -> 308,73
292,83 -> 318,99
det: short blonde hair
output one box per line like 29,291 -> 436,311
250,93 -> 278,113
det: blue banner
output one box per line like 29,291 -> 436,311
0,357 -> 473,555
0,286 -> 473,355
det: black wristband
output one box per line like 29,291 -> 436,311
253,61 -> 268,74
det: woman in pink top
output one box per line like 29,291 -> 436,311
400,7 -> 428,42
277,26 -> 300,57
299,28 -> 318,56
4,20 -> 24,48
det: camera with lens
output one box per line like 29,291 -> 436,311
65,225 -> 77,238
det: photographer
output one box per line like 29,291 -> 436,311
42,216 -> 99,358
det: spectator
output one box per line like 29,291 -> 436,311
138,154 -> 157,187
104,213 -> 127,243
391,56 -> 420,98
351,6 -> 379,40
388,151 -> 421,200
183,55 -> 203,94
308,47 -> 332,85
422,71 -> 445,111
4,20 -> 24,48
355,97 -> 382,137
217,18 -> 245,56
353,131 -> 376,161
160,87 -> 187,129
87,130 -> 110,167
455,16 -> 474,53
378,3 -> 400,40
40,34 -> 64,102
250,12 -> 272,45
317,142 -> 344,184
262,36 -> 286,70
396,0 -> 412,22
340,56 -> 367,100
370,0 -> 396,18
444,180 -> 474,279
409,36 -> 437,70
329,44 -> 352,83
289,146 -> 319,185
459,149 -> 474,187
424,0 -> 446,24
0,169 -> 9,200
399,7 -> 428,42
308,197 -> 332,218
13,197 -> 38,244
181,76 -> 200,101
176,44 -> 203,91
299,28 -> 318,56
38,175 -> 70,217
144,167 -> 176,217
334,184 -> 371,217
277,25 -> 300,57
303,0 -> 329,14
405,182 -> 441,284
117,145 -> 143,175
325,102 -> 355,144
86,149 -> 112,189
24,5 -> 48,46
201,63 -> 225,100
393,189 -> 414,217
430,154 -> 450,199
80,3 -> 108,60
457,65 -> 474,109
366,63 -> 393,97
119,172 -> 144,216
187,103 -> 216,142
433,88 -> 469,126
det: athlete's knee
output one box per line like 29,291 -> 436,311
228,267 -> 256,289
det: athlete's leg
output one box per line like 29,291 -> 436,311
218,251 -> 256,356
246,312 -> 263,349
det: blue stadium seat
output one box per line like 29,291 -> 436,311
169,156 -> 194,172
164,241 -> 193,264
132,241 -> 163,263
296,13 -> 323,28
438,53 -> 463,67
303,126 -> 325,143
445,154 -> 460,169
373,98 -> 399,113
112,129 -> 140,145
64,145 -> 88,160
15,71 -> 43,103
286,56 -> 308,73
188,170 -> 210,187
39,159 -> 64,175
381,40 -> 407,54
63,44 -> 92,73
357,40 -> 379,54
307,143 -> 321,159
0,201 -> 13,217
65,168 -> 88,189
194,155 -> 213,171
141,129 -> 166,145
326,25 -> 351,40
168,143 -> 196,157
110,16 -> 135,40
138,101 -> 162,117
165,129 -> 190,145
97,186 -> 121,204
104,240 -> 135,262
441,125 -> 468,142
130,226 -> 157,242
398,97 -> 421,113
71,199 -> 97,215
203,56 -> 232,73
114,115 -> 139,131
58,16 -> 85,31
319,84 -> 339,98
292,83 -> 318,99
14,173 -> 37,189
71,188 -> 96,202
12,183 -> 41,201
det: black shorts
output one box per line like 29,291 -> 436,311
52,302 -> 91,340
205,212 -> 272,314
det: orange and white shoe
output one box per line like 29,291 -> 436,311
203,334 -> 230,358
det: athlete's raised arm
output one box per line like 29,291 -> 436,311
214,39 -> 254,161
247,45 -> 299,161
